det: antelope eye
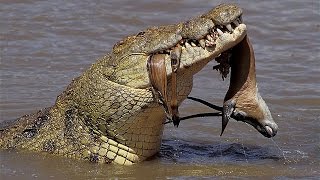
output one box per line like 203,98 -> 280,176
233,110 -> 247,120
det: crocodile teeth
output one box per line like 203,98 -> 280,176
206,34 -> 213,41
199,39 -> 206,49
205,39 -> 210,46
185,42 -> 192,49
217,28 -> 223,36
226,24 -> 233,32
191,42 -> 197,47
205,39 -> 215,47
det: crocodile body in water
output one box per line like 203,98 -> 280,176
0,4 -> 277,165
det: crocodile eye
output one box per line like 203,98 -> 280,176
117,40 -> 124,46
137,31 -> 145,37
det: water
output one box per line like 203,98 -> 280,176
270,138 -> 288,163
0,0 -> 319,179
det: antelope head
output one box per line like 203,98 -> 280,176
221,35 -> 278,138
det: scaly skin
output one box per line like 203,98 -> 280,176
0,4 -> 247,165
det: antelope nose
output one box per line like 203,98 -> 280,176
265,123 -> 278,137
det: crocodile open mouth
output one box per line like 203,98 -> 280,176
147,14 -> 246,126
180,16 -> 244,74
149,15 -> 246,77
181,16 -> 243,51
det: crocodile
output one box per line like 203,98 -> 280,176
0,4 -> 278,165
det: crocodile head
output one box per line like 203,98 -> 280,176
111,4 -> 246,88
109,4 -> 276,136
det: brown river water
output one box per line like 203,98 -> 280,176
0,0 -> 319,179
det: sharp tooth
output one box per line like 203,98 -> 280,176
185,42 -> 191,49
226,24 -> 233,32
191,42 -> 197,47
205,39 -> 210,46
210,28 -> 215,34
206,34 -> 213,41
185,42 -> 193,54
217,28 -> 223,36
199,39 -> 206,48
205,39 -> 215,47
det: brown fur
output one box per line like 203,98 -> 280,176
225,35 -> 273,129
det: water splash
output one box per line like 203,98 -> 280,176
218,140 -> 224,163
270,137 -> 288,164
240,137 -> 249,163
239,125 -> 249,163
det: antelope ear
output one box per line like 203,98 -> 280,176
221,99 -> 235,136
